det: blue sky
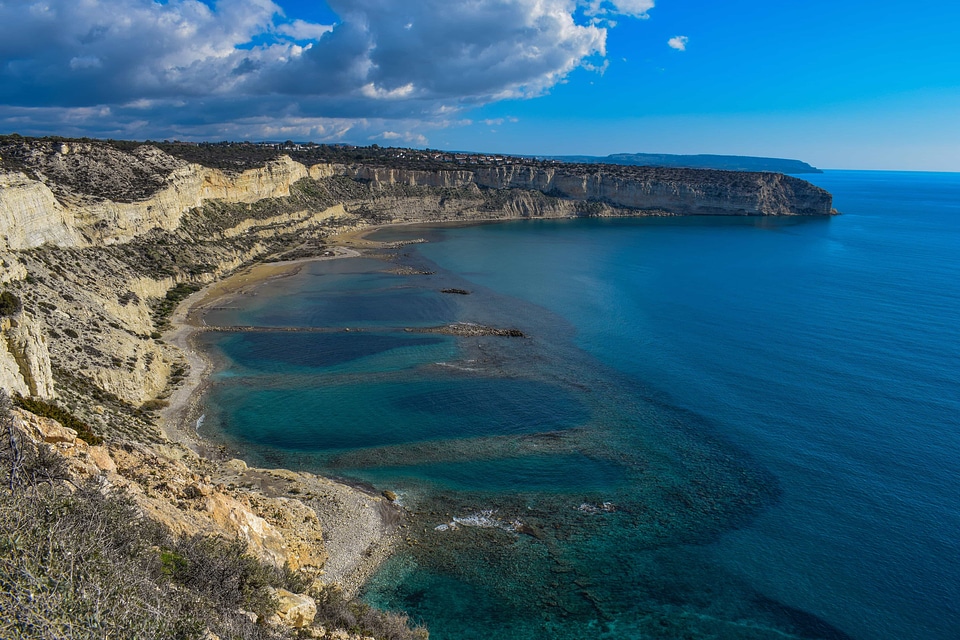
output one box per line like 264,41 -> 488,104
0,0 -> 957,170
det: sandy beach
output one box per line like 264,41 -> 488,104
154,218 -> 526,596
157,235 -> 402,596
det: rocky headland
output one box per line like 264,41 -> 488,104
0,135 -> 835,638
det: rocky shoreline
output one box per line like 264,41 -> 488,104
413,322 -> 525,337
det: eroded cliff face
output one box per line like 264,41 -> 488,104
0,151 -> 321,250
475,165 -> 835,215
0,172 -> 83,250
1,142 -> 834,254
1,314 -> 55,398
346,164 -> 835,216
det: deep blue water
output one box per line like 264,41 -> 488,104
199,171 -> 960,639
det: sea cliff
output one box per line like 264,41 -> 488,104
1,138 -> 835,253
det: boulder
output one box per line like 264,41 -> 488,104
268,587 -> 317,628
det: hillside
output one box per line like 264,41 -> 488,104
550,152 -> 822,173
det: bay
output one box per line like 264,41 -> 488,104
199,170 -> 960,639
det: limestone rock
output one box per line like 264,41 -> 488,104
0,171 -> 83,250
267,587 -> 317,628
0,255 -> 28,283
237,609 -> 258,624
0,331 -> 29,397
13,409 -> 72,443
224,458 -> 248,472
245,494 -> 328,572
202,492 -> 289,567
4,314 -> 56,398
34,417 -> 77,444
86,445 -> 117,473
344,163 -> 834,217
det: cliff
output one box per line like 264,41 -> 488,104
0,138 -> 834,256
347,164 -> 833,216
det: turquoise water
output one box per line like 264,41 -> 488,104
199,171 -> 960,639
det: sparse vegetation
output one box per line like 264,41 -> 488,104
0,290 -> 21,316
313,585 -> 429,640
0,392 -> 430,640
151,281 -> 202,330
0,429 -> 294,640
12,394 -> 103,445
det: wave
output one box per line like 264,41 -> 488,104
434,509 -> 522,533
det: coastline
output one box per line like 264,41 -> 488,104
151,215 -> 669,598
158,236 -> 401,597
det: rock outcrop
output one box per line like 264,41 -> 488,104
1,314 -> 55,398
0,171 -> 83,250
267,588 -> 318,628
11,407 -> 330,574
0,153 -> 318,250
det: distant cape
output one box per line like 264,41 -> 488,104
549,152 -> 822,174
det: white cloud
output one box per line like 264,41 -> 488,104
668,35 -> 689,51
360,83 -> 417,100
582,0 -> 654,19
0,0 -> 659,139
276,19 -> 334,41
374,130 -> 429,145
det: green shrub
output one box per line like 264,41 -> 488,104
0,290 -> 21,316
13,394 -> 103,445
152,282 -> 203,329
313,586 -> 429,640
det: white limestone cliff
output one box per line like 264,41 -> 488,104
1,314 -> 56,397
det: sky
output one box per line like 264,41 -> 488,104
0,0 -> 957,170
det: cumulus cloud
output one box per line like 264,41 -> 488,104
668,35 -> 689,51
0,0 -> 658,141
583,0 -> 654,19
276,19 -> 335,41
373,130 -> 430,145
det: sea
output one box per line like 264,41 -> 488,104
196,170 -> 960,639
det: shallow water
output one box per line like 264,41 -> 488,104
199,170 -> 960,639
